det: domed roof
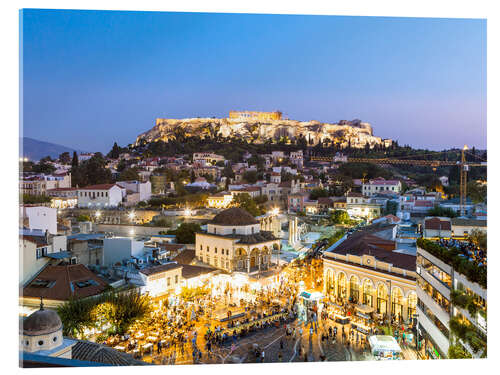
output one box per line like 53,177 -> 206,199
21,307 -> 62,336
210,207 -> 258,226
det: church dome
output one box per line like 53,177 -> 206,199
21,308 -> 63,336
209,207 -> 258,226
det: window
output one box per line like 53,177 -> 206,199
200,244 -> 203,251
167,277 -> 171,286
36,248 -> 42,259
175,275 -> 178,284
53,336 -> 58,342
215,248 -> 217,254
38,340 -> 44,346
207,246 -> 210,252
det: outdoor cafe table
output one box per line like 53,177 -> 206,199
142,343 -> 153,352
147,336 -> 158,342
221,312 -> 286,335
135,332 -> 144,339
114,345 -> 126,351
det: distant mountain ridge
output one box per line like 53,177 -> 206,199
20,137 -> 87,161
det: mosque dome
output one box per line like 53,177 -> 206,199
21,307 -> 62,336
209,207 -> 258,226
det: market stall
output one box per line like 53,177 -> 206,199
368,335 -> 402,360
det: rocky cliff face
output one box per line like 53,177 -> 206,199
135,117 -> 391,148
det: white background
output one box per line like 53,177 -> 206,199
1,1 -> 497,374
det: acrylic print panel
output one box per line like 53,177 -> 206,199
19,7 -> 486,368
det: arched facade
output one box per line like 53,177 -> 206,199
349,275 -> 360,304
391,286 -> 405,320
337,272 -> 347,300
376,282 -> 388,315
323,258 -> 416,321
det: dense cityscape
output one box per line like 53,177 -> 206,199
19,110 -> 487,366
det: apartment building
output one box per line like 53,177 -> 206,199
416,239 -> 487,359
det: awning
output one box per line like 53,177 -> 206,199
356,304 -> 374,314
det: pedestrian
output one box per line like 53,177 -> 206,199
280,338 -> 284,350
278,351 -> 283,362
261,350 -> 265,363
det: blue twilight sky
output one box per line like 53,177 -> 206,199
21,9 -> 486,153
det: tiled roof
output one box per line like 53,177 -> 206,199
451,218 -> 487,227
209,207 -> 258,226
139,262 -> 182,276
347,192 -> 364,198
78,184 -> 117,191
22,264 -> 108,301
317,197 -> 333,205
199,230 -> 278,245
325,224 -> 414,271
172,249 -> 196,264
181,264 -> 216,279
159,243 -> 186,252
424,217 -> 451,230
414,200 -> 434,207
71,340 -> 147,366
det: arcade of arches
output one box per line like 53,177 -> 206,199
324,268 -> 417,321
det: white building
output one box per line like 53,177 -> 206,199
138,263 -> 183,297
78,153 -> 94,162
21,206 -> 58,235
195,207 -> 280,273
193,152 -> 225,166
117,180 -> 152,202
77,184 -> 124,208
289,150 -> 304,169
362,178 -> 402,197
102,237 -> 145,267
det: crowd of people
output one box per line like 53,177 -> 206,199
439,238 -> 486,267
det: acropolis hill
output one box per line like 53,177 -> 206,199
135,111 -> 393,148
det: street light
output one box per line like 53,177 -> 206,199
185,208 -> 192,217
128,211 -> 135,220
95,210 -> 101,218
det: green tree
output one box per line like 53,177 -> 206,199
232,193 -> 262,216
108,142 -> 121,159
71,151 -> 79,168
427,206 -> 458,218
330,210 -> 350,224
58,152 -> 71,165
21,194 -> 51,204
168,222 -> 201,244
468,229 -> 486,251
309,188 -> 329,200
384,200 -> 398,216
32,161 -> 56,174
119,167 -> 140,181
77,214 -> 91,222
243,170 -> 258,184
